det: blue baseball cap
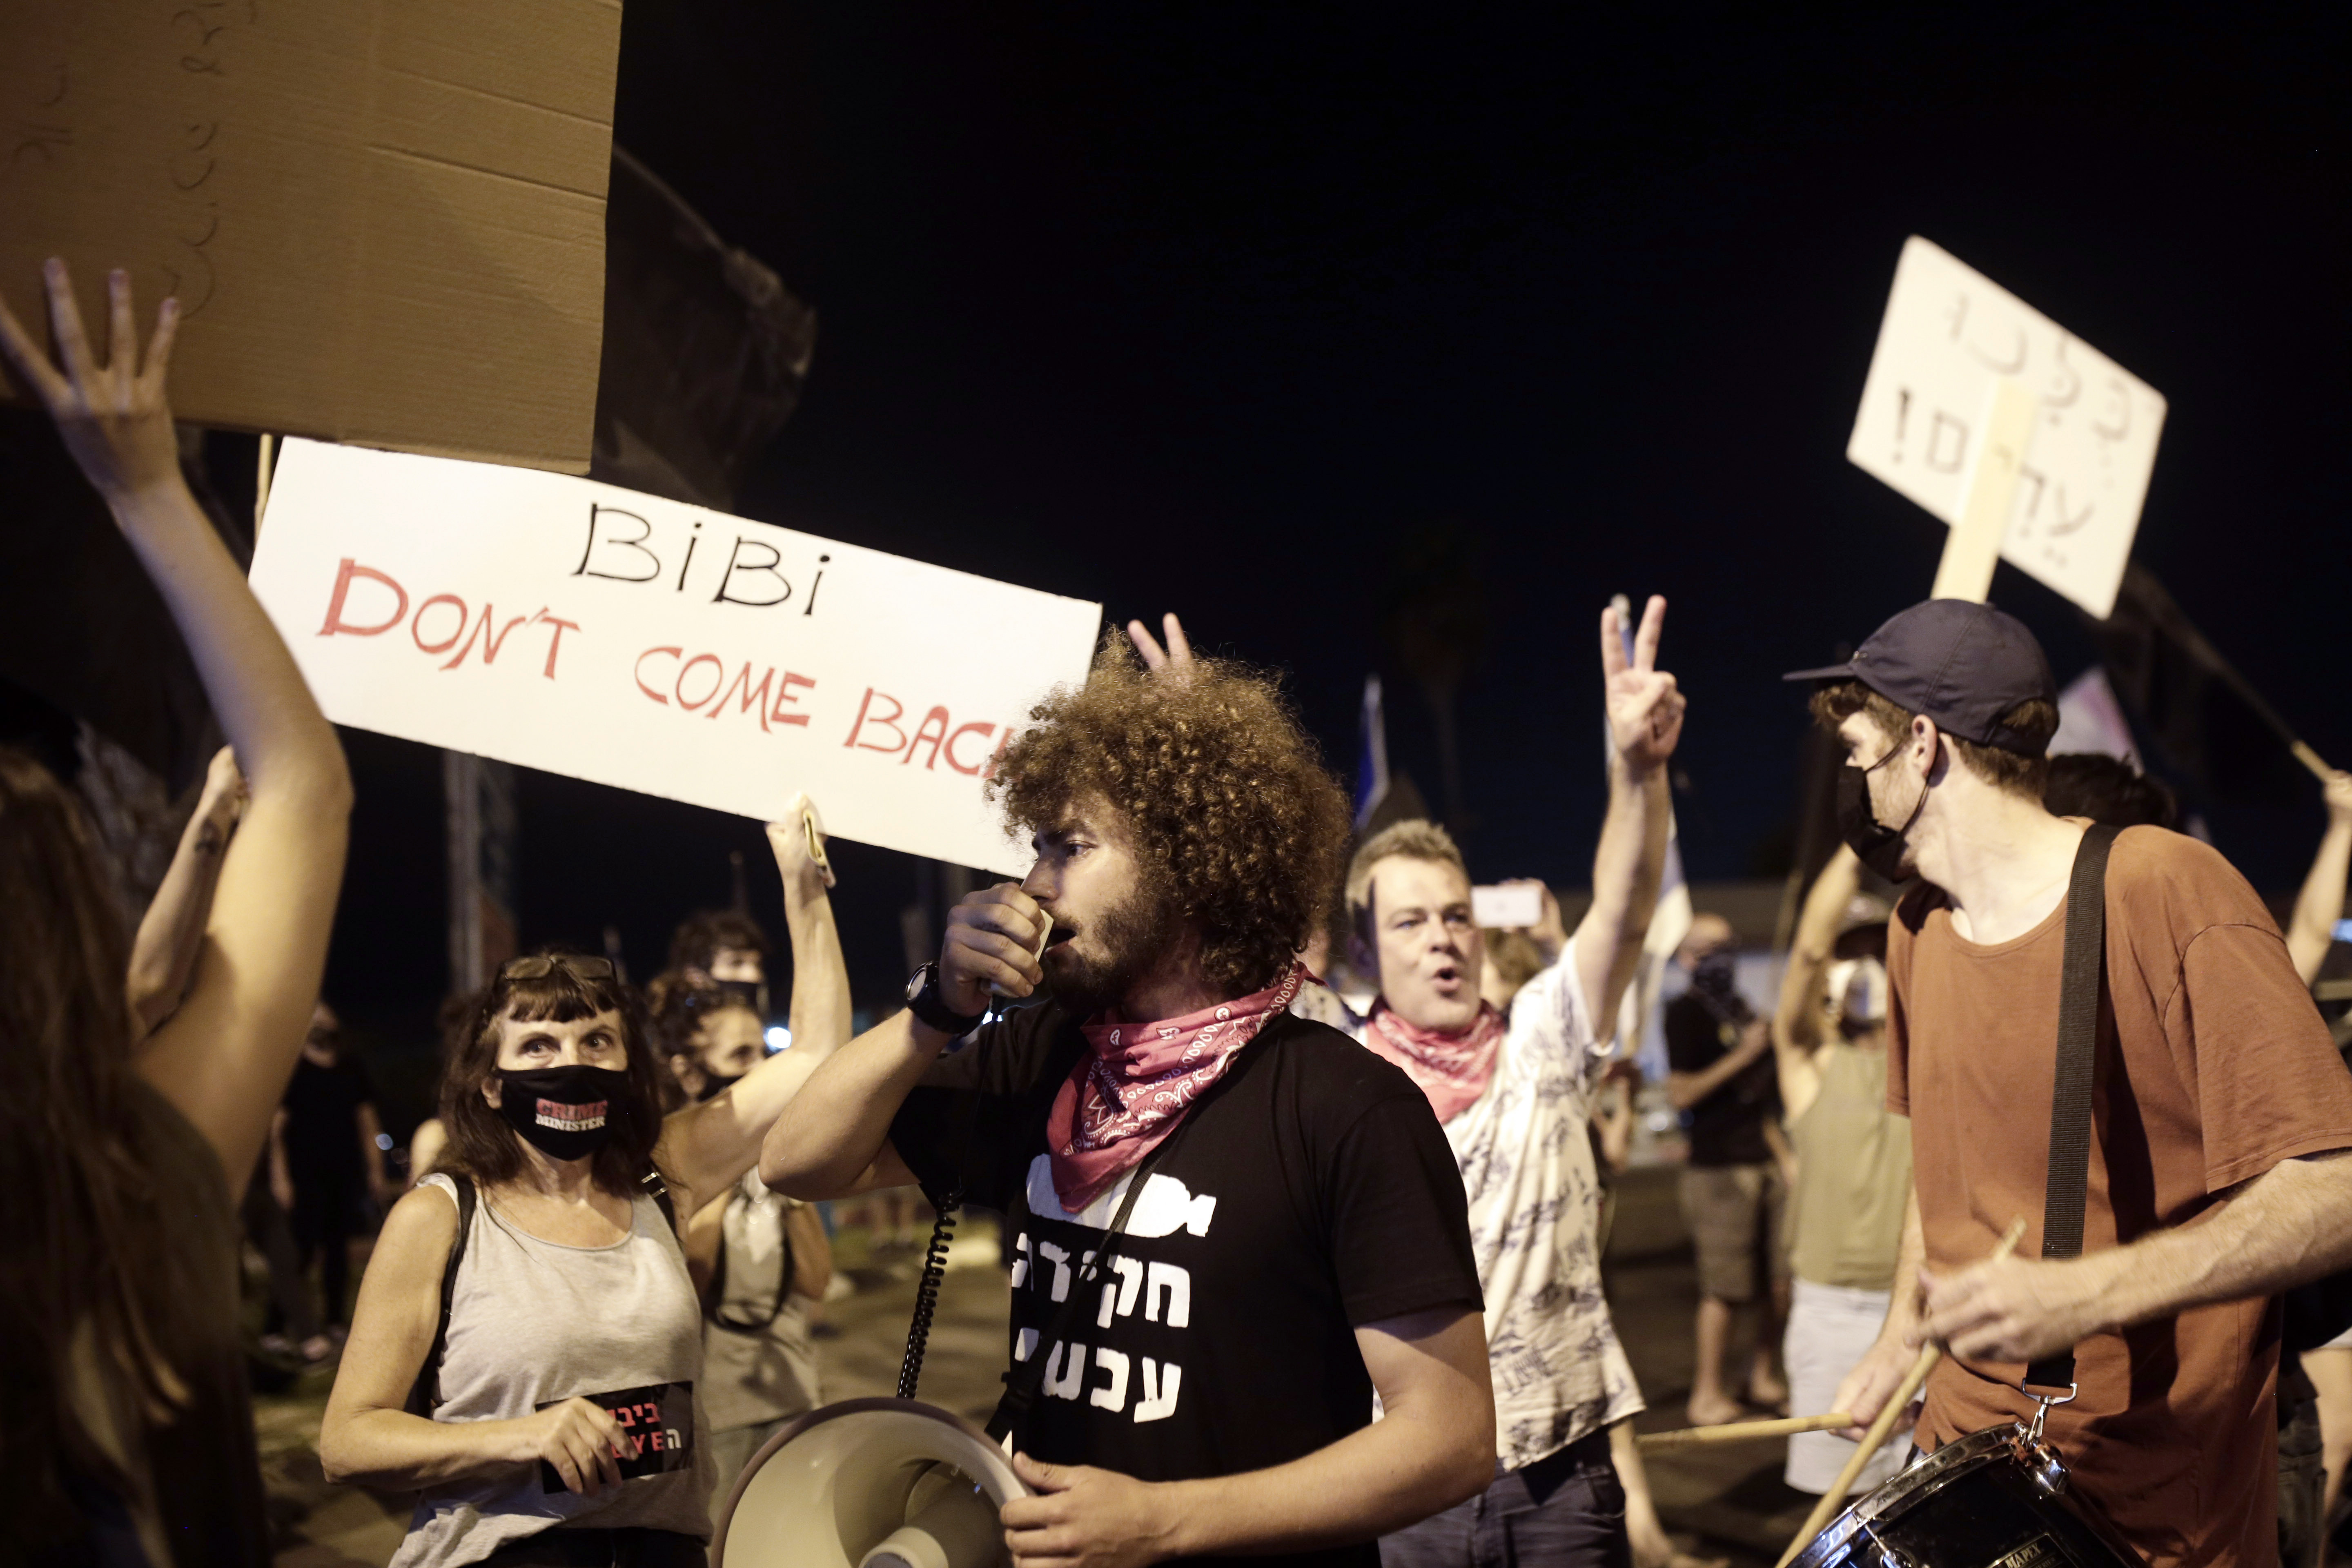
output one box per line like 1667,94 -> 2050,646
1783,600 -> 2057,756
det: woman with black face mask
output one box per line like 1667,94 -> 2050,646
318,847 -> 835,1568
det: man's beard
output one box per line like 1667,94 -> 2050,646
1044,880 -> 1184,1018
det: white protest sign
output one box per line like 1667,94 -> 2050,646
1847,237 -> 2167,618
248,440 -> 1102,873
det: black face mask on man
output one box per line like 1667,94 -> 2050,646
692,1069 -> 742,1104
494,1063 -> 629,1160
1835,746 -> 1928,883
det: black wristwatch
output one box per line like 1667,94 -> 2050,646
905,962 -> 985,1037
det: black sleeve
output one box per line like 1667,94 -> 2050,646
1323,1089 -> 1484,1327
1662,996 -> 1717,1074
887,1005 -> 1066,1215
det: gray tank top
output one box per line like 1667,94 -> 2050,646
391,1174 -> 715,1568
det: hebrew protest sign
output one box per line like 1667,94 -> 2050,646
1847,237 -> 2167,618
248,440 -> 1102,873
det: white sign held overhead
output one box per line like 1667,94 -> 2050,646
248,440 -> 1102,873
1847,236 -> 2167,618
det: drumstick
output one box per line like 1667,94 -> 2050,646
1775,1218 -> 2028,1568
1638,1411 -> 1856,1452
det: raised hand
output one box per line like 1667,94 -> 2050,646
1126,612 -> 1196,680
2326,770 -> 2352,825
0,259 -> 183,503
1601,594 -> 1685,773
764,791 -> 836,892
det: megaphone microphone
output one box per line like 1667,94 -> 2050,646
712,1396 -> 1028,1568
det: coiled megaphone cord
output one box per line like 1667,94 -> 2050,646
895,1189 -> 961,1400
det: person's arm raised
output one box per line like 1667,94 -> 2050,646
775,799 -> 853,1055
321,1186 -> 628,1493
654,802 -> 858,1213
1573,595 -> 1683,1029
0,262 -> 351,1184
125,744 -> 245,1042
760,882 -> 1049,1198
2287,772 -> 2352,987
999,1307 -> 1494,1565
1771,846 -> 1860,1123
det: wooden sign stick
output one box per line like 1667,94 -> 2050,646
1928,377 -> 2037,606
1775,1219 -> 2029,1568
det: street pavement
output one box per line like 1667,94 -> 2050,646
254,1164 -> 1817,1565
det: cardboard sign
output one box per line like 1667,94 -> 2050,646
248,441 -> 1102,873
1847,237 -> 2167,618
0,1 -> 619,473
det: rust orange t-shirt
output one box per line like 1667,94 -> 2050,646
1889,825 -> 2352,1568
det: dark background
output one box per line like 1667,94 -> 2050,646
315,5 -> 2349,1116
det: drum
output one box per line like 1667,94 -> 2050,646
1790,1423 -> 2143,1568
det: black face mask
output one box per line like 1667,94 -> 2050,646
1835,751 -> 1926,883
693,1069 -> 742,1103
1689,949 -> 1737,998
495,1064 -> 629,1160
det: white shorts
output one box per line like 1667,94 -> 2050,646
1783,1276 -> 1904,1495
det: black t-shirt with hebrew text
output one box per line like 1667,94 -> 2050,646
889,1000 -> 1482,1568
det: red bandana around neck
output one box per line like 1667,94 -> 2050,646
1364,1000 -> 1506,1124
1044,964 -> 1307,1212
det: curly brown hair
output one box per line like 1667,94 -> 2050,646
990,635 -> 1352,997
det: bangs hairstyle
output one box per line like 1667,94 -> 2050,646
990,634 -> 1352,997
436,953 -> 670,1198
1345,819 -> 1469,948
0,749 -> 225,1548
1808,680 -> 2058,800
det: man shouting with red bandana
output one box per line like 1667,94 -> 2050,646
762,635 -> 1497,1568
1305,595 -> 1684,1568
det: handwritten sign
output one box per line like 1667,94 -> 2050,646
0,1 -> 618,472
248,441 -> 1101,873
1847,238 -> 2167,618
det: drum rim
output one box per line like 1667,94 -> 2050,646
1791,1424 -> 2025,1568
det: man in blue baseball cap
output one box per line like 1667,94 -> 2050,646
1790,599 -> 2352,1568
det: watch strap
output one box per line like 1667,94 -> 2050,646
907,963 -> 984,1036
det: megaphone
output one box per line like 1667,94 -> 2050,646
713,1397 -> 1029,1568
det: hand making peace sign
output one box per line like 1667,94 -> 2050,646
1601,593 -> 1685,773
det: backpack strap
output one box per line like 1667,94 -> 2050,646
405,1175 -> 477,1418
2023,822 -> 2120,1398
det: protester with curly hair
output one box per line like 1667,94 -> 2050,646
762,632 -> 1497,1568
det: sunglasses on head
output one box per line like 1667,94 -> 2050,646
500,955 -> 616,982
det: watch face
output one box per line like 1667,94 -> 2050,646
906,966 -> 927,1004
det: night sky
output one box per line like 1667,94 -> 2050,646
324,6 -> 2350,1108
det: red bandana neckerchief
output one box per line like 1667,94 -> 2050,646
1044,964 -> 1307,1212
1364,1000 -> 1506,1124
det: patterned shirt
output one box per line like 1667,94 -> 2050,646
1295,959 -> 1644,1469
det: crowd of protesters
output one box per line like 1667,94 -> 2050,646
7,256 -> 2352,1568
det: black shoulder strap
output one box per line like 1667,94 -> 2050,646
405,1175 -> 477,1418
2024,823 -> 2120,1394
985,1108 -> 1201,1444
639,1167 -> 678,1236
